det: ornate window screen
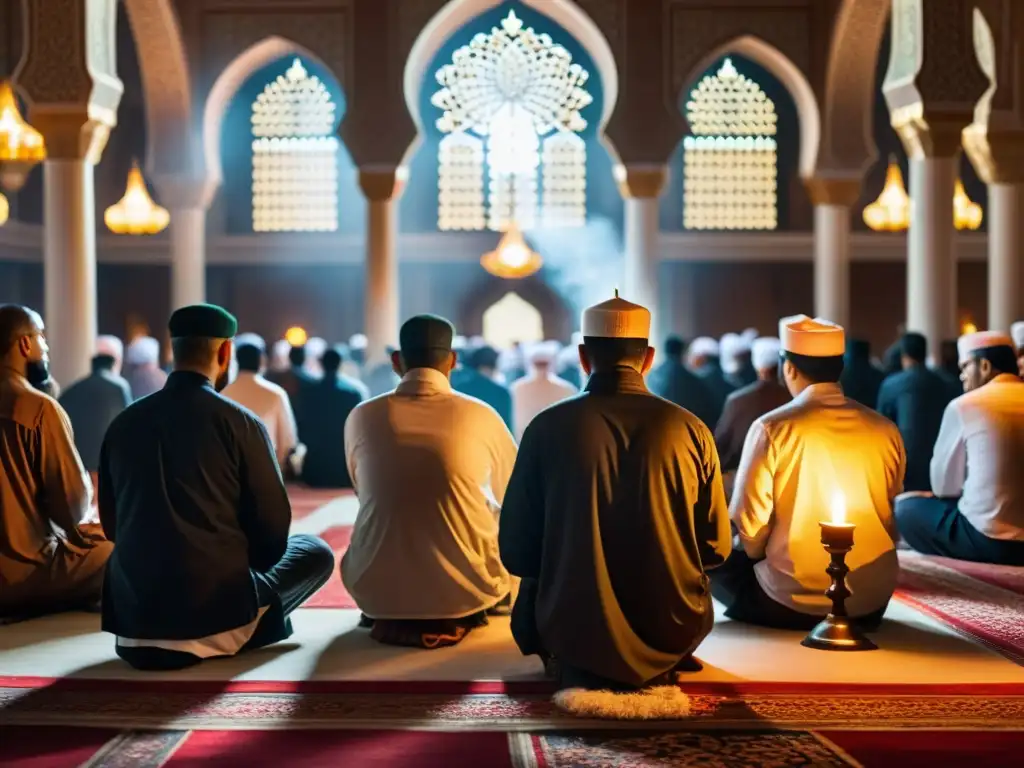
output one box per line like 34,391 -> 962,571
683,58 -> 778,231
439,132 -> 486,230
432,10 -> 592,232
252,58 -> 339,232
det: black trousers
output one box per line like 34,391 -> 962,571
116,534 -> 335,670
710,549 -> 887,631
896,495 -> 1024,566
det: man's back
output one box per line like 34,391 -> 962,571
99,371 -> 290,640
714,378 -> 791,473
222,372 -> 296,465
500,370 -> 731,687
341,368 -> 516,619
299,375 -> 364,487
510,372 -> 576,439
59,371 -> 131,471
877,366 -> 953,491
453,369 -> 513,431
648,359 -> 717,428
840,360 -> 886,409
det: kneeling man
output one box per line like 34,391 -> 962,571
341,315 -> 516,648
100,305 -> 335,670
500,293 -> 732,691
896,331 -> 1024,565
715,315 -> 906,630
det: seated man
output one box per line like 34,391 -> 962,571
510,341 -> 577,440
452,343 -> 514,432
715,315 -> 906,630
896,331 -> 1024,565
500,293 -> 731,691
647,335 -> 718,429
341,315 -> 516,649
99,304 -> 334,670
0,305 -> 111,621
222,333 -> 300,470
299,346 -> 365,488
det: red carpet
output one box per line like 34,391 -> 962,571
304,525 -> 356,609
287,485 -> 352,521
895,551 -> 1024,665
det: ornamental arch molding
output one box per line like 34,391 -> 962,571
202,36 -> 341,190
122,0 -> 193,177
401,0 -> 621,166
680,35 -> 820,179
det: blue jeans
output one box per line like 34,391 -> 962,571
895,496 -> 1024,566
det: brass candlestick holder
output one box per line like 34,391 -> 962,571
801,521 -> 878,651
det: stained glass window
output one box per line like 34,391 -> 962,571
432,10 -> 592,231
252,58 -> 339,232
683,58 -> 778,231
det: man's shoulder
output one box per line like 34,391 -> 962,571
2,376 -> 54,429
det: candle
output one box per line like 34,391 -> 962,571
820,490 -> 855,549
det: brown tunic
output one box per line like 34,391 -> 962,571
0,369 -> 109,615
714,379 -> 792,473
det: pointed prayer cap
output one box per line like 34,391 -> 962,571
779,315 -> 845,357
1012,321 -> 1024,349
581,290 -> 651,339
957,330 -> 1015,364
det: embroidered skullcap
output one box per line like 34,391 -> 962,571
168,304 -> 238,339
779,314 -> 845,357
95,335 -> 123,360
126,336 -> 160,366
957,330 -> 1015,365
751,337 -> 782,370
1012,322 -> 1024,350
581,291 -> 651,339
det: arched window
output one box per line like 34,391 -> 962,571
252,58 -> 339,232
683,58 -> 778,231
433,10 -> 592,232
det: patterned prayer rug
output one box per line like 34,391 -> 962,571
895,551 -> 1024,665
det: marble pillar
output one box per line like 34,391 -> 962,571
359,167 -> 405,363
806,178 -> 861,329
168,208 -> 207,310
987,183 -> 1024,330
618,165 -> 668,340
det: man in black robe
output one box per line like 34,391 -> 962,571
453,343 -> 514,432
876,333 -> 955,491
935,339 -> 964,398
499,292 -> 731,692
714,337 -> 791,476
647,336 -> 717,429
299,346 -> 365,488
840,339 -> 885,408
99,304 -> 335,670
59,353 -> 132,484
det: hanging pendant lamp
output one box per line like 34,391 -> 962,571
104,162 -> 170,235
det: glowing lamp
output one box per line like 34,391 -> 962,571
481,224 -> 543,280
0,191 -> 8,226
104,163 -> 170,235
953,179 -> 983,231
961,320 -> 978,336
0,81 -> 46,192
802,489 -> 879,652
285,326 -> 308,347
863,159 -> 910,232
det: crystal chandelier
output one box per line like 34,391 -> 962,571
0,191 -> 8,226
0,81 -> 46,192
481,224 -> 543,279
953,179 -> 983,231
104,163 -> 170,235
863,158 -> 910,232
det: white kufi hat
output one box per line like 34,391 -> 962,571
779,315 -> 845,357
957,330 -> 1015,364
581,290 -> 651,339
1012,321 -> 1024,350
751,337 -> 782,370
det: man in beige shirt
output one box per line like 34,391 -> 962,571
342,314 -> 517,648
714,315 -> 906,630
0,305 -> 111,621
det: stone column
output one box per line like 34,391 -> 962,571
14,0 -> 122,386
154,177 -> 217,310
805,178 -> 861,328
359,167 -> 405,363
985,183 -> 1024,330
617,165 -> 668,341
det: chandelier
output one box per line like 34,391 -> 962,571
481,224 -> 543,279
104,163 -> 170,235
0,81 -> 46,192
953,179 -> 983,231
863,158 -> 910,232
0,191 -> 8,226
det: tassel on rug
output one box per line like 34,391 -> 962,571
552,685 -> 691,720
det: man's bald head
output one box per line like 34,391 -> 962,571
0,304 -> 43,357
0,304 -> 49,385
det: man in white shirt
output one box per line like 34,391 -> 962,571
1012,322 -> 1024,377
896,331 -> 1024,565
713,315 -> 906,630
510,341 -> 577,440
341,314 -> 517,649
222,334 -> 300,469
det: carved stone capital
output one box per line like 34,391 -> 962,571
804,177 -> 863,207
29,110 -> 111,163
358,166 -> 407,203
962,125 -> 1024,183
891,106 -> 971,159
615,165 -> 668,200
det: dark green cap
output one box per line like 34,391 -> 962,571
399,314 -> 454,353
168,304 -> 238,339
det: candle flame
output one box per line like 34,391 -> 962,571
831,491 -> 846,525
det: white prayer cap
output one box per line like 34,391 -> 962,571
751,337 -> 782,370
452,335 -> 467,350
234,333 -> 266,352
581,291 -> 651,339
570,331 -> 583,346
305,337 -> 327,357
720,332 -> 752,358
741,327 -> 759,343
779,315 -> 845,357
271,339 -> 291,360
1012,321 -> 1024,349
688,337 -> 719,358
957,330 -> 1015,364
126,336 -> 160,366
95,335 -> 123,361
348,333 -> 368,350
527,340 -> 559,365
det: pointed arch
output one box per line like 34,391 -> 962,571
681,35 -> 820,178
